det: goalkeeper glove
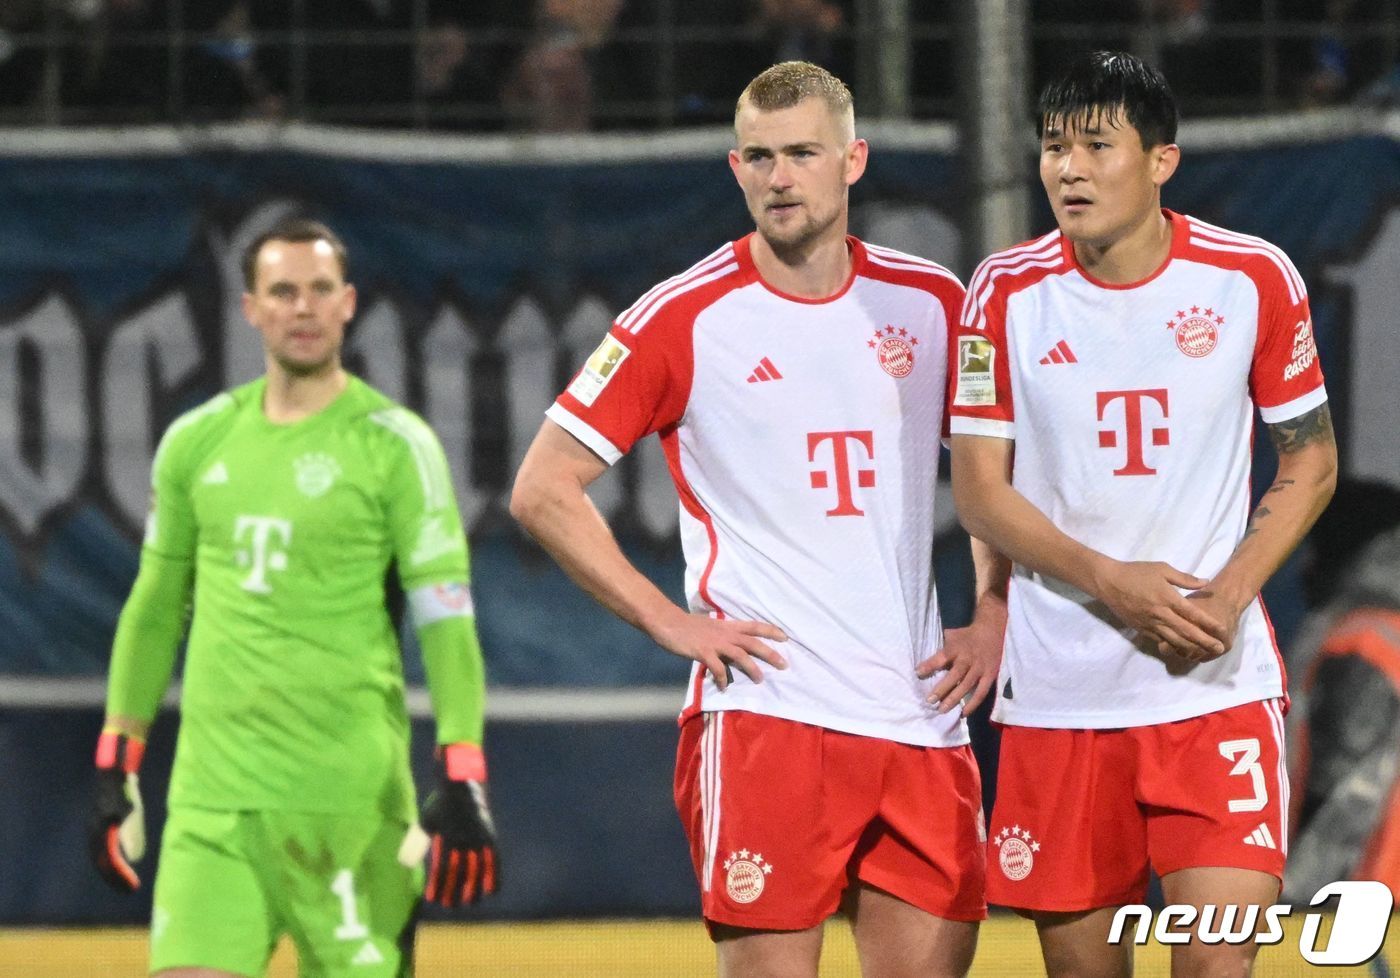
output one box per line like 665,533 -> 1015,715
400,743 -> 498,908
89,729 -> 147,892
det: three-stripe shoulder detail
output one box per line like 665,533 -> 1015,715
616,244 -> 742,336
368,407 -> 452,512
863,243 -> 963,288
1185,217 -> 1306,305
963,232 -> 1065,332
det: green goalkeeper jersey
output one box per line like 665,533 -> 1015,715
144,375 -> 468,818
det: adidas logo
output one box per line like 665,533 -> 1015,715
746,357 -> 784,383
201,461 -> 229,485
351,941 -> 384,966
1243,823 -> 1277,849
1038,340 -> 1078,365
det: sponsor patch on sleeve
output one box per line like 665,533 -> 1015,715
953,336 -> 997,407
568,334 -> 632,407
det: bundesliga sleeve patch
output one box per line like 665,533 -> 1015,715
953,336 -> 997,407
568,334 -> 632,407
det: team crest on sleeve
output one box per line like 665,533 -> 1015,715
953,336 -> 996,406
568,334 -> 631,406
993,825 -> 1041,881
723,849 -> 773,904
293,453 -> 342,498
865,324 -> 918,378
1165,306 -> 1222,358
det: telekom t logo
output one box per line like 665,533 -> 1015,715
808,431 -> 875,516
1096,389 -> 1170,476
233,515 -> 292,593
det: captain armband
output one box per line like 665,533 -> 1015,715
408,582 -> 476,628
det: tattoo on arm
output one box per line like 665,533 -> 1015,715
1239,505 -> 1272,546
1264,479 -> 1296,495
1267,403 -> 1335,454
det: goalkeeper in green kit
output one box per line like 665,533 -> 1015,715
89,219 -> 498,977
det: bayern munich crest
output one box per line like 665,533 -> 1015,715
1166,305 -> 1223,358
293,452 -> 342,498
993,825 -> 1041,881
724,849 -> 774,904
867,324 -> 919,378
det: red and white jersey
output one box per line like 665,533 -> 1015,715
949,210 -> 1327,729
548,234 -> 967,747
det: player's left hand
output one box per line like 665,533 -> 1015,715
403,743 -> 499,908
1157,588 -> 1242,663
917,596 -> 1007,714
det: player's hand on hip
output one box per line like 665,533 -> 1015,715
1155,588 -> 1242,663
89,730 -> 147,892
917,601 -> 1007,715
1095,560 -> 1229,659
406,743 -> 499,908
651,610 -> 788,691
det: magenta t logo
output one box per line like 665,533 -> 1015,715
808,431 -> 875,516
1096,389 -> 1170,476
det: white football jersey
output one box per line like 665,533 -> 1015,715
949,210 -> 1327,729
549,234 -> 968,747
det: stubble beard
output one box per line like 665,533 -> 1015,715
757,201 -> 840,261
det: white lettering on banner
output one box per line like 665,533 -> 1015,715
345,299 -> 408,404
1107,881 -> 1394,963
500,297 -> 556,483
233,515 -> 293,593
1326,206 -> 1400,484
0,297 -> 89,535
422,307 -> 486,530
0,200 -> 969,548
101,293 -> 202,529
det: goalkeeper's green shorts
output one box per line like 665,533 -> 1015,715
149,806 -> 423,977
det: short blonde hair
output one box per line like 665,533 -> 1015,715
736,61 -> 855,135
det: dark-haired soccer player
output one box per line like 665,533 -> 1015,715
91,220 -> 498,977
949,51 -> 1336,976
513,61 -> 1004,978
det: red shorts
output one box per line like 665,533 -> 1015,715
987,698 -> 1289,912
674,710 -> 987,932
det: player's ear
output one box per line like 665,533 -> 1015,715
728,148 -> 743,184
241,291 -> 257,326
844,138 -> 869,187
1152,143 -> 1180,189
342,282 -> 358,319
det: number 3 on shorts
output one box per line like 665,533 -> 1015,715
1218,738 -> 1267,813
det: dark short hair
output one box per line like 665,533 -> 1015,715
241,219 -> 349,291
1037,50 -> 1178,149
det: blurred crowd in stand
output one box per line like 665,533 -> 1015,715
1,0 -> 1399,128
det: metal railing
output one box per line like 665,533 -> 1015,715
0,1 -> 1397,128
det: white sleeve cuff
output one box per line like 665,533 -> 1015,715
949,416 -> 1015,439
545,403 -> 624,465
1258,385 -> 1327,425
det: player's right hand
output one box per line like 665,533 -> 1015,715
89,730 -> 147,892
1094,560 -> 1230,660
650,610 -> 788,690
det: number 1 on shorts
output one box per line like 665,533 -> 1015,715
330,868 -> 369,940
